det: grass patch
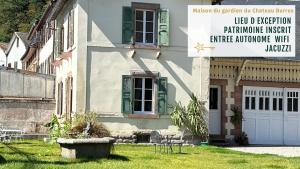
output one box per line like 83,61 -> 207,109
0,140 -> 300,169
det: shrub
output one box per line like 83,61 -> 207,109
170,94 -> 209,141
45,112 -> 110,140
235,132 -> 249,146
69,112 -> 111,138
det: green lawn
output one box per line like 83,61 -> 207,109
0,140 -> 300,169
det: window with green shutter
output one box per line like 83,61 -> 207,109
122,7 -> 134,44
122,74 -> 167,115
122,3 -> 169,46
122,75 -> 133,114
157,77 -> 168,114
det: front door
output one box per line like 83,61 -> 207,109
209,86 -> 221,135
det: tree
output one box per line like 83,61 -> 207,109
0,0 -> 49,42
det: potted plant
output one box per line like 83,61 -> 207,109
230,106 -> 249,145
230,106 -> 243,127
46,112 -> 115,159
170,94 -> 209,145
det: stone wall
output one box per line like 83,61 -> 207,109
0,68 -> 55,99
0,98 -> 55,133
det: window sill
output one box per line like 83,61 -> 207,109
128,114 -> 159,119
128,44 -> 160,50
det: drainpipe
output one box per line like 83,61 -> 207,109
235,59 -> 249,86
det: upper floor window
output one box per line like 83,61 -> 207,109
122,3 -> 169,46
135,10 -> 155,44
67,9 -> 74,49
16,37 -> 19,47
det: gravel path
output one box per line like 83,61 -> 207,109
227,146 -> 300,157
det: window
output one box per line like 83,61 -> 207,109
273,98 -> 277,111
57,82 -> 64,116
287,92 -> 299,112
265,98 -> 269,110
279,98 -> 283,111
273,98 -> 283,111
122,3 -> 169,46
251,97 -> 256,109
245,97 -> 250,110
245,96 -> 256,110
16,37 -> 19,47
259,97 -> 264,110
60,27 -> 64,53
14,62 -> 18,69
135,10 -> 155,44
210,88 -> 219,110
122,75 -> 167,115
67,9 -> 74,49
133,78 -> 154,114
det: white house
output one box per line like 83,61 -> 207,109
22,6 -> 56,75
0,43 -> 7,66
6,32 -> 29,69
30,0 -> 211,140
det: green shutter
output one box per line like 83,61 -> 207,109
157,77 -> 168,114
158,9 -> 169,46
122,75 -> 133,114
122,7 -> 134,44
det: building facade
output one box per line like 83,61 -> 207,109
46,0 -> 212,138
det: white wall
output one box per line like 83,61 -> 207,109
39,36 -> 54,64
7,37 -> 27,69
0,49 -> 6,66
55,0 -> 78,115
78,0 -> 211,112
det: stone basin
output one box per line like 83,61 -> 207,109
57,137 -> 115,158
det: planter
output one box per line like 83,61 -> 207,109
57,137 -> 115,158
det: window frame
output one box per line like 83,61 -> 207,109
133,77 -> 155,114
287,91 -> 299,112
134,9 -> 156,44
132,2 -> 160,45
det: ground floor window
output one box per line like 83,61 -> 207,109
121,74 -> 168,115
287,92 -> 298,112
133,77 -> 154,114
57,82 -> 63,116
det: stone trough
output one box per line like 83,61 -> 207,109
57,137 -> 115,158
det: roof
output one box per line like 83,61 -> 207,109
222,0 -> 300,61
15,32 -> 30,47
0,43 -> 8,51
5,32 -> 29,55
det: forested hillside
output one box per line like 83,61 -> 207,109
0,0 -> 49,42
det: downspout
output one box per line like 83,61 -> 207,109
235,59 -> 249,86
